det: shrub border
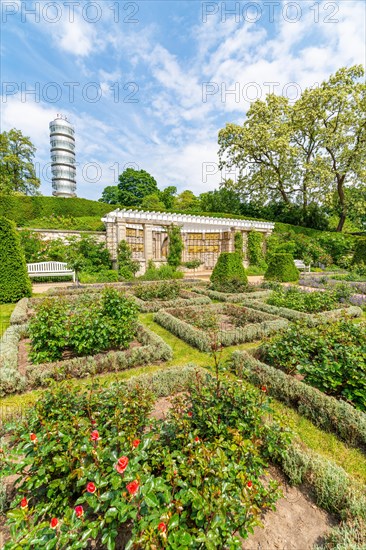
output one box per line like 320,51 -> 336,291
0,323 -> 173,396
154,304 -> 288,351
129,290 -> 211,312
241,298 -> 363,325
193,288 -> 271,302
9,298 -> 29,325
231,350 -> 366,451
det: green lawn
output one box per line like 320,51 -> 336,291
0,303 -> 15,336
1,310 -> 366,485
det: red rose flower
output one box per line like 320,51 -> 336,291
20,497 -> 28,509
261,386 -> 267,393
116,456 -> 129,474
30,433 -> 37,442
158,522 -> 167,533
75,505 -> 84,518
126,480 -> 139,496
90,430 -> 99,441
187,411 -> 193,417
86,482 -> 96,494
91,419 -> 97,425
247,481 -> 253,488
50,517 -> 58,529
132,439 -> 140,448
194,436 -> 200,443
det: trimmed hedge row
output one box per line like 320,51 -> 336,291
231,350 -> 366,451
154,305 -> 288,351
279,443 -> 366,520
0,324 -> 173,396
0,324 -> 28,396
9,298 -> 29,325
0,195 -> 114,226
241,298 -> 363,325
0,217 -> 32,303
130,292 -> 211,312
44,280 -> 205,297
193,288 -> 271,302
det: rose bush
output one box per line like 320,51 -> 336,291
5,373 -> 290,549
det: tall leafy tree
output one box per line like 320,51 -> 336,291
199,188 -> 241,214
173,190 -> 199,211
99,186 -> 120,204
159,186 -> 177,209
0,129 -> 40,195
118,168 -> 159,207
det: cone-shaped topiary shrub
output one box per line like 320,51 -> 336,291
264,253 -> 299,283
210,252 -> 248,292
0,217 -> 32,303
352,238 -> 366,266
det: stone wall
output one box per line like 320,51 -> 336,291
18,228 -> 106,245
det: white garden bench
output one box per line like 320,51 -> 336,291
27,262 -> 76,282
294,259 -> 311,273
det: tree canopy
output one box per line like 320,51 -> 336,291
218,65 -> 366,231
0,129 -> 40,196
117,168 -> 159,207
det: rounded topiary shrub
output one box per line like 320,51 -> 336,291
352,238 -> 366,266
210,252 -> 248,292
264,253 -> 299,283
0,217 -> 32,303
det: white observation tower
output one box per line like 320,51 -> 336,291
50,115 -> 77,197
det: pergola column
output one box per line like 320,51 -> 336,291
144,224 -> 154,262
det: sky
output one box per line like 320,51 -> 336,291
1,0 -> 366,200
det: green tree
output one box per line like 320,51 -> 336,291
167,225 -> 183,268
118,168 -> 159,207
174,190 -> 199,211
141,193 -> 165,211
0,129 -> 40,195
118,240 -> 140,280
199,187 -> 241,214
99,186 -> 120,204
159,186 -> 177,209
0,217 -> 32,303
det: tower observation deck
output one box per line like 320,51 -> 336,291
50,115 -> 77,197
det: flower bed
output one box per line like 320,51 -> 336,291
0,322 -> 172,396
259,319 -> 366,412
241,298 -> 362,325
129,282 -> 212,312
231,350 -> 366,450
192,287 -> 271,302
154,304 -> 287,351
267,286 -> 348,313
3,371 -> 289,549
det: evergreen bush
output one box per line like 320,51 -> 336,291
167,224 -> 183,268
352,238 -> 366,266
210,252 -> 248,292
264,253 -> 299,282
247,230 -> 266,266
0,217 -> 32,303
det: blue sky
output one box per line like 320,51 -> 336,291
2,0 -> 365,200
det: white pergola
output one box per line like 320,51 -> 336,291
102,209 -> 274,272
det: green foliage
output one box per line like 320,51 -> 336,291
159,186 -> 177,209
78,270 -> 119,284
260,319 -> 366,411
199,188 -> 242,215
134,281 -> 181,301
140,261 -> 184,281
167,225 -> 183,268
117,240 -> 140,280
0,195 -> 114,226
231,350 -> 366,450
267,286 -> 344,313
0,217 -> 32,303
173,190 -> 199,211
27,215 -> 105,231
0,129 -> 40,195
247,231 -> 266,266
234,231 -> 244,259
210,252 -> 248,292
352,238 -> 366,266
141,193 -> 165,211
29,289 -> 138,364
5,373 -> 289,548
264,253 -> 299,282
98,185 -> 120,204
218,65 -> 366,232
118,168 -> 159,207
184,259 -> 202,270
154,304 -> 286,351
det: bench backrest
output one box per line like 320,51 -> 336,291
294,260 -> 306,268
27,262 -> 71,273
